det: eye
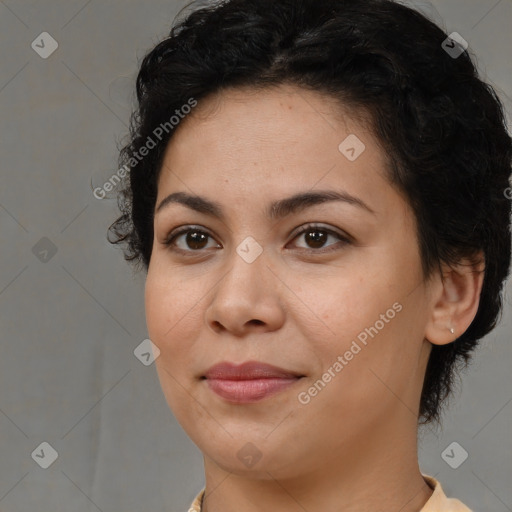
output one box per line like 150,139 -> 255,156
288,223 -> 351,252
163,226 -> 220,253
162,223 -> 351,255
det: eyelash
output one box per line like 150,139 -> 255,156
162,223 -> 352,256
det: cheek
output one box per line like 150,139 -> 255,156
144,269 -> 204,357
296,273 -> 413,387
145,270 -> 206,417
297,272 -> 391,344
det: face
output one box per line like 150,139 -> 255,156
145,84 -> 434,479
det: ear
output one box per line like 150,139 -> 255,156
424,253 -> 485,345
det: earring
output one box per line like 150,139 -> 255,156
449,327 -> 455,334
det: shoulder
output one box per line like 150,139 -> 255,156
421,474 -> 473,512
187,488 -> 204,512
188,479 -> 473,512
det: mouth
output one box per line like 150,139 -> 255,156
202,361 -> 305,403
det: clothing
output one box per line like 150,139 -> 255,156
187,474 -> 472,511
421,475 -> 472,512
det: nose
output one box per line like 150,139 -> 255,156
204,246 -> 286,337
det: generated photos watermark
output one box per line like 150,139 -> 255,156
298,301 -> 403,405
93,97 -> 198,200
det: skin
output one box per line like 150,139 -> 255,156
145,83 -> 484,512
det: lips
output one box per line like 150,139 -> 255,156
204,361 -> 303,380
203,361 -> 304,403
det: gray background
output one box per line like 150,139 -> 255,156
0,0 -> 511,511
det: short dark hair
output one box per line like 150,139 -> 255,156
108,0 -> 512,424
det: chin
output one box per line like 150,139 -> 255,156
200,435 -> 308,480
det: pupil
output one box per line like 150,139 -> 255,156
187,231 -> 207,249
306,230 -> 326,248
184,230 -> 328,250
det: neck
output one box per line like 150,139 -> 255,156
200,413 -> 433,512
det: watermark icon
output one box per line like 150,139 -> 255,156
236,236 -> 263,263
93,97 -> 198,200
237,442 -> 263,468
441,441 -> 468,469
31,32 -> 59,59
32,237 -> 58,263
134,338 -> 160,366
31,442 -> 58,469
441,32 -> 468,59
338,134 -> 366,161
298,301 -> 403,405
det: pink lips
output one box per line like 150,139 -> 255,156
203,361 -> 303,403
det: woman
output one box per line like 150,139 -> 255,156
108,0 -> 512,510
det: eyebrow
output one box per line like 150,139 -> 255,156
155,189 -> 376,220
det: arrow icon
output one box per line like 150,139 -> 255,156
31,32 -> 59,59
339,134 -> 365,161
441,441 -> 468,469
236,237 -> 263,263
442,32 -> 468,59
134,339 -> 160,365
31,441 -> 58,468
237,442 -> 263,467
32,237 -> 58,262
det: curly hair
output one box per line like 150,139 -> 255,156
107,0 -> 512,424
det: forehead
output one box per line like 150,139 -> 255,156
156,84 -> 399,218
164,83 -> 369,153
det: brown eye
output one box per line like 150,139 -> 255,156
163,227 -> 220,252
183,230 -> 209,250
163,223 -> 350,255
302,229 -> 328,249
289,224 -> 351,252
